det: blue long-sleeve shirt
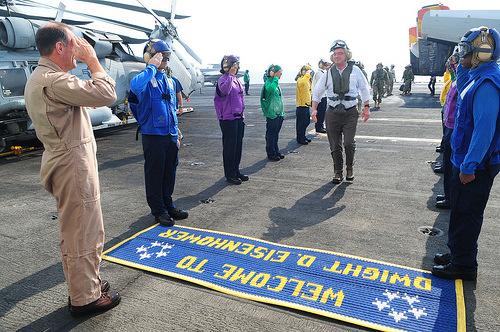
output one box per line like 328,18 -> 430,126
130,64 -> 178,137
452,62 -> 500,174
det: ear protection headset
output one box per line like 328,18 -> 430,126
220,55 -> 240,74
267,64 -> 276,77
476,28 -> 494,61
300,64 -> 312,75
318,59 -> 330,69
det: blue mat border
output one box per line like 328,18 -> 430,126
103,224 -> 466,332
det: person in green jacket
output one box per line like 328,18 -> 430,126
261,64 -> 285,161
370,62 -> 389,108
243,70 -> 250,95
401,65 -> 414,95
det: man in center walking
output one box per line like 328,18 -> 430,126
311,40 -> 370,184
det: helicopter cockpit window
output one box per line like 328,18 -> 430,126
0,69 -> 27,98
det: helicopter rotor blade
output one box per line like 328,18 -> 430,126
0,8 -> 93,24
176,37 -> 202,64
72,0 -> 189,19
54,2 -> 65,22
170,0 -> 177,25
135,0 -> 167,28
134,0 -> 201,63
15,0 -> 152,34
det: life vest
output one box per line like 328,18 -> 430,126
326,62 -> 356,101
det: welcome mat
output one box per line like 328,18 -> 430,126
103,225 -> 465,332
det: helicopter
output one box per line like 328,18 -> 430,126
0,0 -> 204,154
200,63 -> 245,86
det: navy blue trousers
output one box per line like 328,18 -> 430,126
448,164 -> 500,270
442,127 -> 453,199
265,116 -> 283,157
296,106 -> 310,143
219,118 -> 245,178
142,134 -> 178,216
315,97 -> 327,131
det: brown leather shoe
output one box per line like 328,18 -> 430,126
346,168 -> 354,181
70,291 -> 121,316
332,172 -> 343,184
68,279 -> 110,306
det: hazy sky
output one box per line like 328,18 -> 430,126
31,0 -> 500,83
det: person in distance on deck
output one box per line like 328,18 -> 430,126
261,64 -> 285,161
296,64 -> 313,144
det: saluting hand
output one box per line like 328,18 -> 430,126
71,35 -> 105,74
148,53 -> 163,68
72,36 -> 97,64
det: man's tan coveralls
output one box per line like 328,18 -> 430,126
25,58 -> 116,306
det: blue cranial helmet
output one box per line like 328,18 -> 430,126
458,26 -> 500,62
143,39 -> 171,63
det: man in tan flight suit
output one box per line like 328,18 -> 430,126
24,22 -> 121,316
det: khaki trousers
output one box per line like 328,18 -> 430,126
41,139 -> 103,306
325,106 -> 359,174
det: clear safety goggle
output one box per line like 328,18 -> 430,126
331,40 -> 347,49
160,52 -> 170,62
457,42 -> 474,58
457,42 -> 492,59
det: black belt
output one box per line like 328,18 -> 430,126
328,95 -> 357,101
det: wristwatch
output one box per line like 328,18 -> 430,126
364,105 -> 370,108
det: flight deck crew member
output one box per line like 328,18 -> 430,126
370,62 -> 388,108
214,55 -> 248,185
435,50 -> 459,209
243,69 -> 250,95
311,40 -> 370,184
261,64 -> 285,161
428,75 -> 437,96
24,22 -> 121,315
433,26 -> 500,280
296,64 -> 313,144
311,59 -> 331,133
130,39 -> 188,226
388,64 -> 396,96
401,65 -> 414,95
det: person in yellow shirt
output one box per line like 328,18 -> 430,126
296,64 -> 313,144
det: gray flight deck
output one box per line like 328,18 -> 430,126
1,83 -> 498,331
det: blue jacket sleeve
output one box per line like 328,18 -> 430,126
461,80 -> 500,174
130,64 -> 157,96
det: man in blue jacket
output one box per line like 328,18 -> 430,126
130,39 -> 188,226
433,27 -> 500,280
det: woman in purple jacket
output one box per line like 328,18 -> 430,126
214,55 -> 248,185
